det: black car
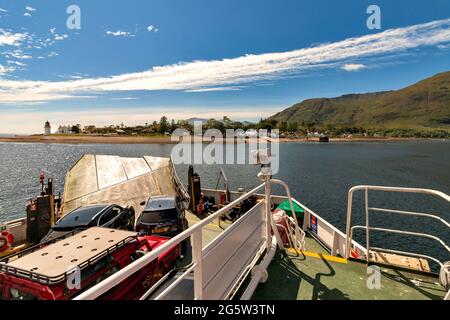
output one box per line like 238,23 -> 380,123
41,204 -> 135,242
136,195 -> 187,237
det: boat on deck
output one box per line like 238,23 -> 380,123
0,153 -> 449,300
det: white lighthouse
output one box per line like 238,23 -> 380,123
44,121 -> 51,136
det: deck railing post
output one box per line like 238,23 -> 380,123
365,188 -> 370,263
191,230 -> 203,300
265,180 -> 272,250
345,189 -> 355,259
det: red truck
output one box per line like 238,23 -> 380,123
0,227 -> 180,300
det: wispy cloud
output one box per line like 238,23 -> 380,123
9,51 -> 32,59
147,25 -> 159,33
0,64 -> 15,75
341,63 -> 366,72
112,97 -> 139,100
106,30 -> 134,37
185,86 -> 244,92
0,18 -> 449,103
0,8 -> 7,13
7,60 -> 26,66
54,34 -> 68,41
23,6 -> 36,17
0,29 -> 27,46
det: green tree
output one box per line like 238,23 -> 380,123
71,125 -> 81,134
159,116 -> 169,134
278,121 -> 288,133
287,122 -> 298,132
206,118 -> 225,133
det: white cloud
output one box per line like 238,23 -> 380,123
112,97 -> 139,100
7,60 -> 26,66
0,8 -> 7,13
54,34 -> 68,41
0,18 -> 449,103
25,6 -> 36,12
24,12 -> 31,17
106,30 -> 134,37
437,43 -> 450,49
10,51 -> 32,59
0,29 -> 27,46
147,25 -> 158,33
185,86 -> 244,92
50,28 -> 56,34
0,64 -> 16,75
341,63 -> 366,72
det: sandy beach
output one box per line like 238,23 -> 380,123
0,134 -> 444,145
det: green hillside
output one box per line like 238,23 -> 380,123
270,71 -> 450,130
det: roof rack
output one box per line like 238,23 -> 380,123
0,227 -> 139,285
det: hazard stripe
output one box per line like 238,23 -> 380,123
287,248 -> 348,264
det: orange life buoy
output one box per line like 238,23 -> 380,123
350,249 -> 360,259
0,231 -> 14,252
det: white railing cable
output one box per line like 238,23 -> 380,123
73,183 -> 265,300
368,207 -> 450,228
350,226 -> 450,254
345,185 -> 450,266
270,179 -> 306,250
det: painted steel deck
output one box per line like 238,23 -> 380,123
152,208 -> 447,300
252,234 -> 447,300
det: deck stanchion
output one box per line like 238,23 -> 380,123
265,180 -> 272,251
365,188 -> 370,263
192,230 -> 203,300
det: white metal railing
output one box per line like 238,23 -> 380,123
73,182 -> 266,300
73,177 -> 305,300
271,179 -> 306,251
344,185 -> 450,266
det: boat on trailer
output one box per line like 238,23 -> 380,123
0,153 -> 449,300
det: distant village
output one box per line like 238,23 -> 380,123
42,114 -> 449,139
43,116 -> 335,139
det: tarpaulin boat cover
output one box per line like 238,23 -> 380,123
60,155 -> 188,220
276,200 -> 304,221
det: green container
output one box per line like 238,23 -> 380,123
276,200 -> 304,222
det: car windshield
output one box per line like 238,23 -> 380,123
141,208 -> 178,224
53,205 -> 107,230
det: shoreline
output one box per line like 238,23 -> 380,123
0,135 -> 447,145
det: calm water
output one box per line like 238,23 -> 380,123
0,141 -> 449,264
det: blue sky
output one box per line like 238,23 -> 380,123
0,0 -> 449,133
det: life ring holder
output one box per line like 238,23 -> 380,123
350,248 -> 360,259
0,230 -> 14,252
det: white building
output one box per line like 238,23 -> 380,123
44,121 -> 51,136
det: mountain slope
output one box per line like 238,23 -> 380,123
270,71 -> 450,129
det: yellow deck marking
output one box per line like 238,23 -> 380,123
287,248 -> 348,264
